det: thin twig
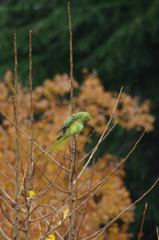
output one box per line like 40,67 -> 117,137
0,196 -> 15,213
19,160 -> 66,231
76,159 -> 95,239
32,159 -> 68,194
63,216 -> 78,239
68,2 -> 74,116
156,226 -> 159,240
28,161 -> 99,224
63,149 -> 69,182
45,214 -> 54,239
25,30 -> 34,240
83,178 -> 159,240
19,163 -> 65,210
18,163 -> 27,198
13,33 -> 20,240
0,227 -> 11,240
0,186 -> 15,205
0,202 -> 14,225
0,186 -> 26,215
74,135 -> 78,229
22,159 -> 98,230
19,129 -> 145,230
68,2 -> 76,240
7,160 -> 16,175
0,170 -> 15,186
74,87 -> 123,184
77,130 -> 95,151
32,203 -> 64,240
0,111 -> 70,172
77,129 -> 145,201
29,30 -> 34,189
43,131 -> 147,233
138,203 -> 147,240
38,219 -> 42,239
77,122 -> 117,166
28,29 -> 34,190
21,162 -> 29,210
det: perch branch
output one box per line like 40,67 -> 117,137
68,2 -> 76,240
74,87 -> 123,184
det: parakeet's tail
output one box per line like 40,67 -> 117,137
52,135 -> 68,155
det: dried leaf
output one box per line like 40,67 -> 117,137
63,208 -> 69,219
46,234 -> 55,240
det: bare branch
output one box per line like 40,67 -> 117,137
74,87 -> 123,184
38,131 -> 147,234
83,178 -> 159,240
7,160 -> 16,175
68,1 -> 74,116
29,163 -> 100,223
0,111 -> 70,172
0,196 -> 15,213
19,160 -> 67,231
157,226 -> 159,240
25,30 -> 34,240
68,2 -> 76,239
28,29 -> 34,190
0,186 -> 15,205
77,129 -> 145,201
18,163 -> 27,198
19,130 -> 146,232
0,170 -> 15,186
28,30 -> 34,191
32,203 -> 64,240
13,33 -> 20,240
0,202 -> 14,225
77,122 -> 117,166
76,160 -> 95,239
138,203 -> 147,240
0,227 -> 11,240
32,159 -> 68,194
77,130 -> 95,151
63,216 -> 78,239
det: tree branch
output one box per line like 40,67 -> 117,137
13,33 -> 20,240
138,203 -> 147,240
68,2 -> 76,240
83,178 -> 159,240
0,227 -> 11,240
0,111 -> 70,172
74,87 -> 123,184
25,29 -> 34,240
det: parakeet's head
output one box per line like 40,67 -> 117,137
80,112 -> 91,123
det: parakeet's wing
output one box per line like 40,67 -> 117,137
57,114 -> 78,134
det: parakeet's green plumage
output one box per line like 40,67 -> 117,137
52,112 -> 90,154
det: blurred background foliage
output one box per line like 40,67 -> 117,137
0,71 -> 154,239
0,0 -> 159,239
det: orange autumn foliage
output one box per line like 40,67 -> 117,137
0,70 -> 154,239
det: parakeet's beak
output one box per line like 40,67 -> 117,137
84,121 -> 88,124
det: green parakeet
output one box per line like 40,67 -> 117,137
52,112 -> 90,154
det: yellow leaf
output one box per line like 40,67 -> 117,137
46,234 -> 55,240
28,190 -> 35,198
63,208 -> 69,219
